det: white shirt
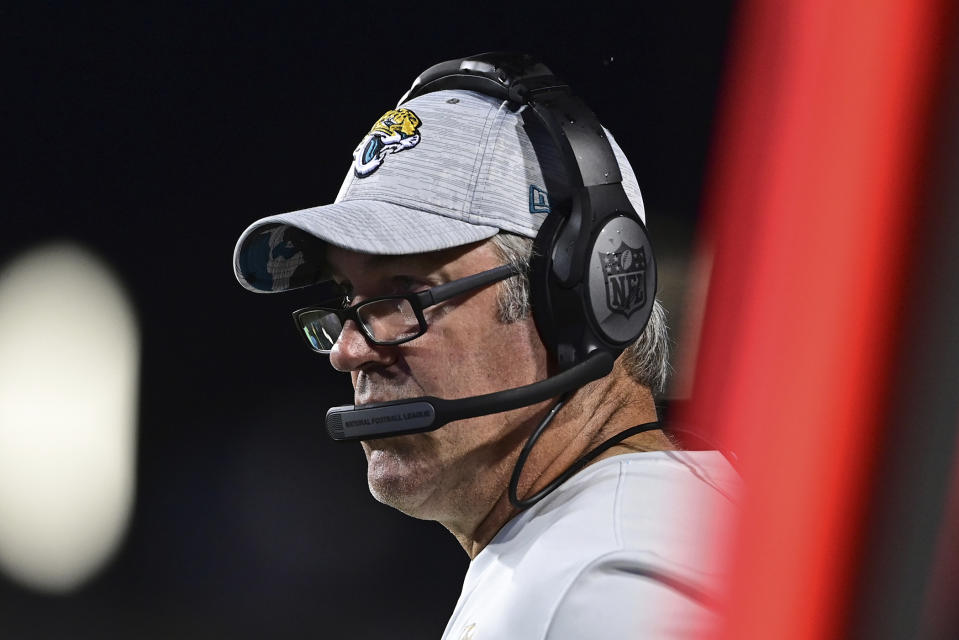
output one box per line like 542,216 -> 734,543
441,451 -> 741,640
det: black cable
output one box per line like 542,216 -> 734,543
508,396 -> 663,510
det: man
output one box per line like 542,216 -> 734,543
233,56 -> 739,639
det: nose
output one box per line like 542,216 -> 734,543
329,318 -> 396,372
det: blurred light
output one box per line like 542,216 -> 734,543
0,243 -> 139,593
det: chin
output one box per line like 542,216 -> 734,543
364,448 -> 436,519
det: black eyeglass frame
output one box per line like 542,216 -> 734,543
292,264 -> 520,354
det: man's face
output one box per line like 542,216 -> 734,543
325,240 -> 549,525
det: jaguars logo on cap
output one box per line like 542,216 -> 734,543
352,108 -> 422,177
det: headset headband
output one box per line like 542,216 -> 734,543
400,53 -> 646,343
399,52 -> 623,187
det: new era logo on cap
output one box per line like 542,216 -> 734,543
529,185 -> 551,214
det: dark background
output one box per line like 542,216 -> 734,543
1,2 -> 735,637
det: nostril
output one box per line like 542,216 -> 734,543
329,319 -> 393,372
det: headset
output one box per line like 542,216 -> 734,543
325,53 -> 658,452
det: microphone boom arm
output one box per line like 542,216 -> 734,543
325,350 -> 615,441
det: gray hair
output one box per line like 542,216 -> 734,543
489,232 -> 670,393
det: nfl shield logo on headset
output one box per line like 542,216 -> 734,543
599,243 -> 647,318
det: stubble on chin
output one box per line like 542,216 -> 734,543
361,438 -> 438,517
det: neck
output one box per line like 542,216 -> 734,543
453,362 -> 673,559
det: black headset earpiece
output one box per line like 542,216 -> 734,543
399,52 -> 657,372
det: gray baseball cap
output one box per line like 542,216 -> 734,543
233,89 -> 646,293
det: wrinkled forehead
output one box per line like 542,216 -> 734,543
323,246 -> 411,280
324,240 -> 492,284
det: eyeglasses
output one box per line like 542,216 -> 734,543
292,264 -> 519,354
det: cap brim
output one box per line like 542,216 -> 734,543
233,199 -> 498,293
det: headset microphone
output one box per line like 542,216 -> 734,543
325,350 -> 613,441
